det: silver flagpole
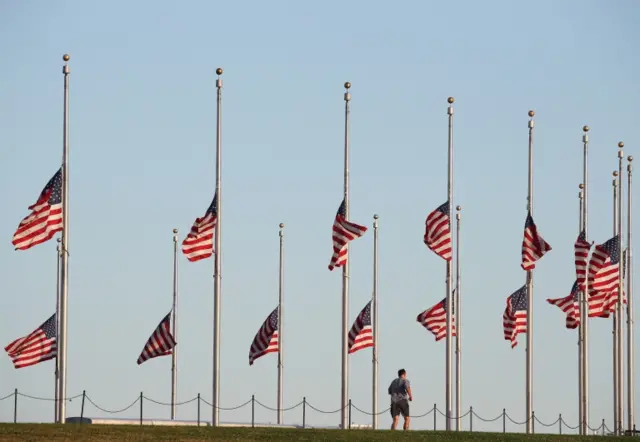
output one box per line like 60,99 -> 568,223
372,214 -> 379,429
55,237 -> 61,423
627,155 -> 635,434
340,81 -> 351,430
525,110 -> 535,434
277,222 -> 284,425
578,184 -> 584,435
581,125 -> 590,435
445,96 -> 454,432
171,228 -> 179,420
617,143 -> 625,434
57,54 -> 71,424
212,67 -> 223,427
613,170 -> 620,435
455,206 -> 462,431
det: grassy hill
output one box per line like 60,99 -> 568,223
0,424 -> 628,441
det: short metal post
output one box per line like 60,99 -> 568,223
139,392 -> 143,425
197,394 -> 200,426
502,408 -> 506,433
80,390 -> 86,420
469,406 -> 473,432
302,397 -> 306,429
251,395 -> 255,428
559,413 -> 562,434
602,418 -> 606,435
348,399 -> 352,429
532,411 -> 535,434
13,388 -> 17,423
433,403 -> 437,430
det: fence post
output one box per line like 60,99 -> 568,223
80,391 -> 86,420
13,388 -> 17,424
558,413 -> 562,434
502,408 -> 506,433
433,403 -> 437,430
602,418 -> 606,436
251,395 -> 255,428
302,397 -> 306,429
139,392 -> 143,425
196,394 -> 200,426
469,406 -> 473,432
348,399 -> 352,429
531,411 -> 535,434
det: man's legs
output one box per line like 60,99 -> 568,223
401,400 -> 410,430
391,416 -> 399,430
403,415 -> 411,430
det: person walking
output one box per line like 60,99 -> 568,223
388,368 -> 413,430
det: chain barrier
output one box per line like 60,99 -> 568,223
0,389 -> 615,434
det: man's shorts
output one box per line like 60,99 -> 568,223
390,399 -> 410,418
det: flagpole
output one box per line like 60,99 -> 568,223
525,110 -> 535,434
455,205 -> 462,431
613,170 -> 620,435
277,222 -> 284,425
340,81 -> 351,430
372,214 -> 379,430
617,142 -> 625,434
212,67 -> 223,427
445,96 -> 454,432
581,125 -> 590,435
578,184 -> 584,435
627,155 -> 635,434
55,237 -> 61,423
171,228 -> 179,420
57,53 -> 71,424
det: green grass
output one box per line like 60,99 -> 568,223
0,424 -> 629,442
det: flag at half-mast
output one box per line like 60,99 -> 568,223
574,230 -> 592,290
12,168 -> 63,251
546,280 -> 580,329
137,313 -> 176,365
348,301 -> 373,354
586,235 -> 625,317
503,285 -> 527,348
182,192 -> 217,262
417,290 -> 457,341
249,307 -> 279,365
4,313 -> 57,369
328,199 -> 367,271
521,212 -> 552,270
424,201 -> 452,261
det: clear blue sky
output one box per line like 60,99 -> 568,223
0,0 -> 638,433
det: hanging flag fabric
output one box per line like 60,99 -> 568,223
574,230 -> 592,290
5,313 -> 57,369
348,301 -> 373,354
182,193 -> 217,262
417,291 -> 457,341
521,212 -> 552,270
546,280 -> 580,329
249,307 -> 279,365
503,285 -> 528,348
424,201 -> 452,261
12,168 -> 63,251
328,199 -> 367,271
137,313 -> 176,365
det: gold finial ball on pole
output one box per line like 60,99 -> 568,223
618,141 -> 624,149
528,110 -> 535,117
629,156 -> 634,162
456,205 -> 461,211
216,68 -> 223,76
373,214 -> 379,220
579,183 -> 584,189
447,97 -> 454,104
583,125 -> 589,132
62,54 -> 70,62
279,223 -> 284,229
172,228 -> 178,234
614,171 -> 619,177
57,237 -> 62,243
344,82 -> 351,89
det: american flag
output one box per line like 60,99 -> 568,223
503,285 -> 527,348
424,201 -> 452,261
348,301 -> 374,354
182,193 -> 217,262
4,313 -> 57,369
587,235 -> 620,297
328,200 -> 367,271
546,280 -> 580,329
417,292 -> 456,341
574,230 -> 592,290
12,168 -> 63,251
137,313 -> 176,365
249,307 -> 279,365
521,212 -> 552,271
